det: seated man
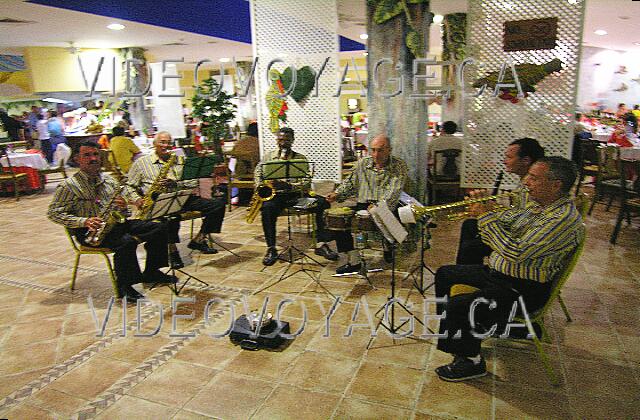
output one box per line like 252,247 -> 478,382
434,156 -> 584,381
256,127 -> 338,266
326,134 -> 408,274
127,131 -> 226,268
456,137 -> 544,265
109,126 -> 140,174
47,140 -> 174,302
229,121 -> 260,205
428,120 -> 463,178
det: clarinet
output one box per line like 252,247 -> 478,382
492,171 -> 504,195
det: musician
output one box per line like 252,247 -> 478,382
326,134 -> 408,274
434,157 -> 584,381
47,140 -> 174,303
256,127 -> 339,266
126,131 -> 225,269
456,137 -> 544,265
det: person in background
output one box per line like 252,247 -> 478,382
0,108 -> 22,141
229,121 -> 260,205
632,105 -> 640,120
36,114 -> 53,162
608,121 -> 634,147
48,111 -> 67,158
27,105 -> 40,140
109,126 -> 141,174
615,103 -> 628,118
428,120 -> 463,178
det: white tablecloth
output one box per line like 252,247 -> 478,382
620,147 -> 640,161
1,153 -> 49,170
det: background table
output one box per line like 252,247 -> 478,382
1,152 -> 49,191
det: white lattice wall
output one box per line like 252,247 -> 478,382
251,0 -> 342,182
462,0 -> 585,189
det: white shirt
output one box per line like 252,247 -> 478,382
36,119 -> 50,140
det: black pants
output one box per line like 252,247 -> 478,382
168,195 -> 225,243
76,220 -> 169,292
332,202 -> 375,253
261,193 -> 343,248
456,219 -> 493,265
435,264 -> 551,357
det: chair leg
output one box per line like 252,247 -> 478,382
13,179 -> 19,201
532,334 -> 560,386
557,294 -> 572,322
70,253 -> 81,290
610,205 -> 625,244
101,253 -> 119,296
605,194 -> 614,212
227,184 -> 232,212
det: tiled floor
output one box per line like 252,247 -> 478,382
0,176 -> 639,419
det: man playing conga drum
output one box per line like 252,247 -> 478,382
326,134 -> 408,274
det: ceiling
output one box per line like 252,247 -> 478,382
0,0 -> 639,65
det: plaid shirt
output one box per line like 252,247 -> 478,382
334,156 -> 408,209
48,170 -> 120,229
479,196 -> 584,283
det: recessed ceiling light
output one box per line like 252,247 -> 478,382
618,16 -> 630,20
219,57 -> 230,63
107,23 -> 125,31
432,14 -> 444,24
359,33 -> 368,40
594,29 -> 607,36
363,52 -> 368,56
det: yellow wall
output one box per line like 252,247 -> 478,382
24,47 -> 123,92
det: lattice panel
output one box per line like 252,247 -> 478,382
461,0 -> 585,189
251,0 -> 341,182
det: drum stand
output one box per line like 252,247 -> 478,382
402,216 -> 436,297
255,208 -> 334,298
367,240 -> 424,348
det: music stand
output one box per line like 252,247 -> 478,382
253,160 -> 334,298
181,154 -> 238,256
147,190 -> 209,295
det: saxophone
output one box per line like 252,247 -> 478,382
246,181 -> 276,223
85,185 -> 127,246
136,153 -> 177,220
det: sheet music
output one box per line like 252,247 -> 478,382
369,200 -> 408,244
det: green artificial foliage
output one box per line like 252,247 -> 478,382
191,77 -> 236,155
280,66 -> 316,103
442,13 -> 467,62
369,0 -> 429,58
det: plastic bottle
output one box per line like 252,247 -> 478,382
355,231 -> 367,249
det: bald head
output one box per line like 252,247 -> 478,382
370,134 -> 391,168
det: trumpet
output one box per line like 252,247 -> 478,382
398,192 -> 517,224
245,181 -> 276,223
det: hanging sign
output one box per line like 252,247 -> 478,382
503,17 -> 557,52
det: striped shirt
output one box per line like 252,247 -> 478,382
335,156 -> 408,209
48,170 -> 120,229
478,196 -> 584,283
126,152 -> 194,201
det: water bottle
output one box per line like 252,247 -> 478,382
355,231 -> 367,249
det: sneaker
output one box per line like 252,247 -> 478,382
142,270 -> 178,284
435,355 -> 487,382
335,262 -> 362,275
187,240 -> 218,254
262,247 -> 278,266
169,251 -> 184,269
315,244 -> 338,261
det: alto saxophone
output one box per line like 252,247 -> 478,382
398,192 -> 517,223
85,185 -> 127,246
245,181 -> 276,223
136,153 -> 177,220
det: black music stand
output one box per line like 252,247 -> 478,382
253,160 -> 334,298
401,215 -> 436,296
181,154 -> 238,256
147,190 -> 209,295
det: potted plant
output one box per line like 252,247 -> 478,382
191,77 -> 236,155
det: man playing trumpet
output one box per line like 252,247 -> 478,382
126,131 -> 226,269
326,134 -> 408,274
256,127 -> 339,266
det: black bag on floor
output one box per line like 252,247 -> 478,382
229,314 -> 291,350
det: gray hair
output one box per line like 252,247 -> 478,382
536,156 -> 577,194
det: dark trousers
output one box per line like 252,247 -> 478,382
435,264 -> 551,357
168,195 -> 225,243
332,202 -> 374,253
456,219 -> 493,265
41,139 -> 53,163
261,193 -> 340,248
76,220 -> 169,292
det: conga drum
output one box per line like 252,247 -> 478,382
323,207 -> 354,231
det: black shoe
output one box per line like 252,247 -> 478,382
143,270 -> 178,284
169,251 -> 184,269
117,287 -> 145,303
262,247 -> 278,266
435,356 -> 487,382
187,240 -> 218,254
383,250 -> 393,263
315,244 -> 338,261
335,262 -> 362,275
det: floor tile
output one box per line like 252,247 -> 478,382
348,360 -> 423,408
252,384 -> 340,420
95,395 -> 178,419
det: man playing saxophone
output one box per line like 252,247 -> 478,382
255,127 -> 339,266
127,131 -> 225,269
48,141 -> 174,303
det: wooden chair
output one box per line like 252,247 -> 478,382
65,229 -> 119,296
0,148 -> 29,201
588,145 -> 621,215
428,148 -> 462,204
39,155 -> 68,184
575,139 -> 601,194
610,159 -> 640,244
